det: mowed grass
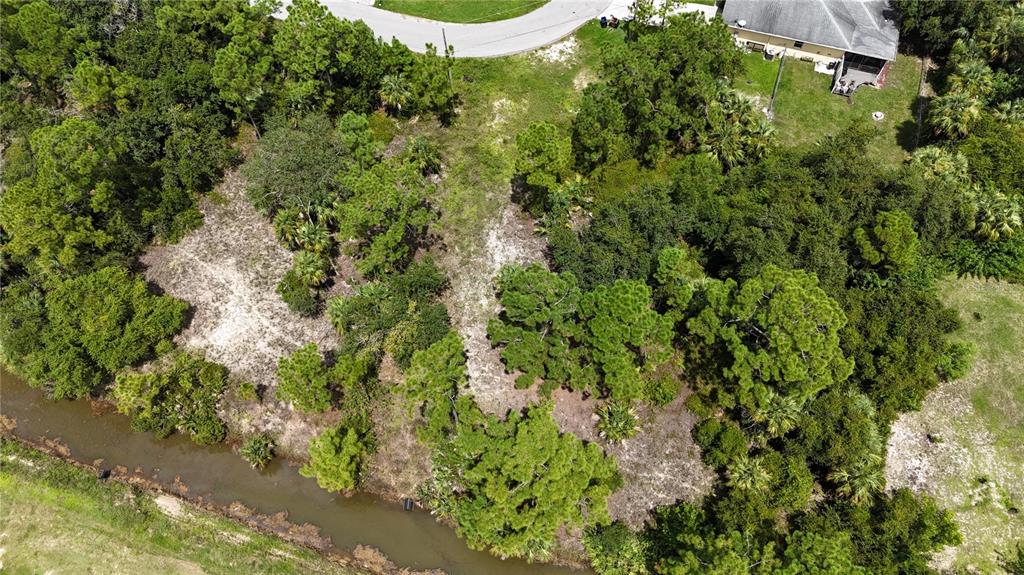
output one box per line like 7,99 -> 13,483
374,0 -> 550,22
0,440 -> 365,575
405,21 -> 623,254
736,52 -> 923,166
933,278 -> 1024,570
943,279 -> 1024,462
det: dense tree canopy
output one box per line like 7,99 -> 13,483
4,267 -> 186,400
435,402 -> 620,560
488,264 -> 675,402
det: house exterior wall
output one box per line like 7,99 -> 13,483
729,28 -> 846,64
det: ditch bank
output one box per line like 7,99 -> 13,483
1,371 -> 588,575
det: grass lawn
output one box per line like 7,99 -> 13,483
0,440 -> 365,575
404,21 -> 623,254
888,278 -> 1024,572
374,0 -> 550,23
736,51 -> 923,166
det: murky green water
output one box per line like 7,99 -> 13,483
1,369 -> 586,575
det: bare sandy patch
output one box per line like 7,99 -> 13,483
155,494 -> 184,519
573,68 -> 596,91
535,37 -> 578,64
141,168 -> 339,457
551,389 -> 715,528
440,203 -> 545,417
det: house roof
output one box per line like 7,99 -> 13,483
721,0 -> 899,61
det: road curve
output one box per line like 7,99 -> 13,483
281,0 -> 614,58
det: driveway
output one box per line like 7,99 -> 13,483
281,0 -> 614,58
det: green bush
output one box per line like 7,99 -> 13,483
275,343 -> 334,413
277,269 -> 319,317
240,434 -> 276,470
300,424 -> 372,493
237,381 -> 259,402
431,402 -> 621,560
329,258 -> 450,366
596,401 -> 640,442
113,352 -> 228,445
692,418 -> 747,469
583,522 -> 649,575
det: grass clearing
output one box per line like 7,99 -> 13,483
0,440 -> 365,575
736,51 -> 923,166
373,0 -> 550,23
886,278 -> 1024,572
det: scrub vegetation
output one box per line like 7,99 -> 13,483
2,0 -> 1023,572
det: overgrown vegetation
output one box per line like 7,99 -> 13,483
114,351 -> 229,445
406,333 -> 621,561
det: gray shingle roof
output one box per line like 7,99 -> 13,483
721,0 -> 899,61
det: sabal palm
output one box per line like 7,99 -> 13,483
296,221 -> 332,254
701,119 -> 746,170
379,74 -> 411,114
829,456 -> 884,505
949,59 -> 994,99
930,92 -> 982,139
726,454 -> 771,492
751,392 -> 801,438
273,208 -> 302,248
983,4 -> 1024,64
912,146 -> 969,186
293,250 -> 329,287
994,100 -> 1024,124
973,185 -> 1022,241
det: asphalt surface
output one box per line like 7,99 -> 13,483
280,0 -> 614,58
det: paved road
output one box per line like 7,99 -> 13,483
282,0 -> 614,58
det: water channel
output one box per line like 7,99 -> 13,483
2,369 -> 587,575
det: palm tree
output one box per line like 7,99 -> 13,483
948,58 -> 994,99
982,4 -> 1024,65
273,208 -> 302,248
911,146 -> 970,186
929,92 -> 982,139
726,454 -> 771,493
751,392 -> 801,438
700,119 -> 746,171
829,455 -> 884,505
972,184 -> 1022,241
293,250 -> 329,287
379,74 -> 411,115
993,99 -> 1024,125
296,221 -> 332,254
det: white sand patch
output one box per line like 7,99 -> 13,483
535,37 -> 577,64
154,494 -> 184,519
441,203 -> 546,416
141,167 -> 340,458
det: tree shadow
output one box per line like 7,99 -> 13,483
896,95 -> 930,153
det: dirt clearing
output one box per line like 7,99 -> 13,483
886,278 -> 1024,572
141,167 -> 338,457
440,202 -> 545,417
551,389 -> 715,528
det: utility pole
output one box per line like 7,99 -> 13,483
442,27 -> 454,93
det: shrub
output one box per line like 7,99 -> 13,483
277,269 -> 318,316
237,381 -> 259,402
113,352 -> 228,445
300,424 -> 372,493
596,401 -> 640,442
583,522 -> 649,575
275,343 -> 333,413
240,434 -> 275,470
406,135 -> 441,175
